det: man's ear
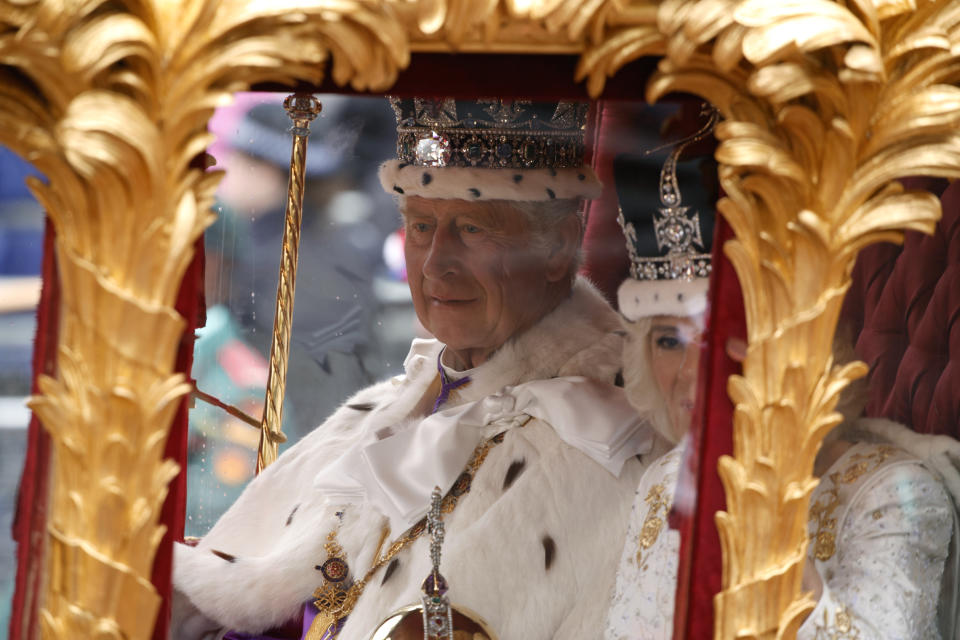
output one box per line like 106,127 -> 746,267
544,214 -> 582,283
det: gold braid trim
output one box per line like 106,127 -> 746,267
308,423 -> 525,638
808,446 -> 896,561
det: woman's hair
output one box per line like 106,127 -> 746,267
622,316 -> 676,443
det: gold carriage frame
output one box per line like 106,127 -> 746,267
2,1 -> 960,638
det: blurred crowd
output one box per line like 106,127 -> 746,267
185,94 -> 418,535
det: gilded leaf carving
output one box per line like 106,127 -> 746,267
383,0 -> 665,96
0,0 -> 411,637
2,1 -> 959,639
0,0 -> 673,636
650,1 -> 960,638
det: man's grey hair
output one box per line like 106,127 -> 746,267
508,198 -> 585,281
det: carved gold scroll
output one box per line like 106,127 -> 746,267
0,1 -> 958,639
648,1 -> 960,638
0,2 -> 407,637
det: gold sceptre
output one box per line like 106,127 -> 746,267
256,93 -> 322,473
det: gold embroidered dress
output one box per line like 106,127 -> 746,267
603,444 -> 684,640
604,438 -> 955,639
803,442 -> 953,639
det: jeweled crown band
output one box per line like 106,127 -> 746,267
390,97 -> 589,170
619,205 -> 712,282
397,129 -> 584,170
630,255 -> 712,282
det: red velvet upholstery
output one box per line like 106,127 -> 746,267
9,218 -> 57,640
581,101 -> 641,303
152,239 -> 205,640
9,223 -> 205,640
261,54 -> 658,101
847,179 -> 960,436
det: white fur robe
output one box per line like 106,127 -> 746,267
173,278 -> 653,640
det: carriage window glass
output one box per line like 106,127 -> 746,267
185,93 -> 413,535
183,96 -> 722,629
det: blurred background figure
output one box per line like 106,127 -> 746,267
185,93 -> 415,535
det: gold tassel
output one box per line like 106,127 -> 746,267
304,613 -> 336,640
305,582 -> 349,640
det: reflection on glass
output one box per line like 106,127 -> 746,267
186,93 -> 409,535
174,95 -> 960,640
175,96 -> 647,640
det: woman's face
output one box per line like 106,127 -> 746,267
648,315 -> 704,441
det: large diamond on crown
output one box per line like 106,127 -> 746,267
653,205 -> 702,256
416,131 -> 452,167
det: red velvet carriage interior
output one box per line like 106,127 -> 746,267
845,177 -> 960,436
